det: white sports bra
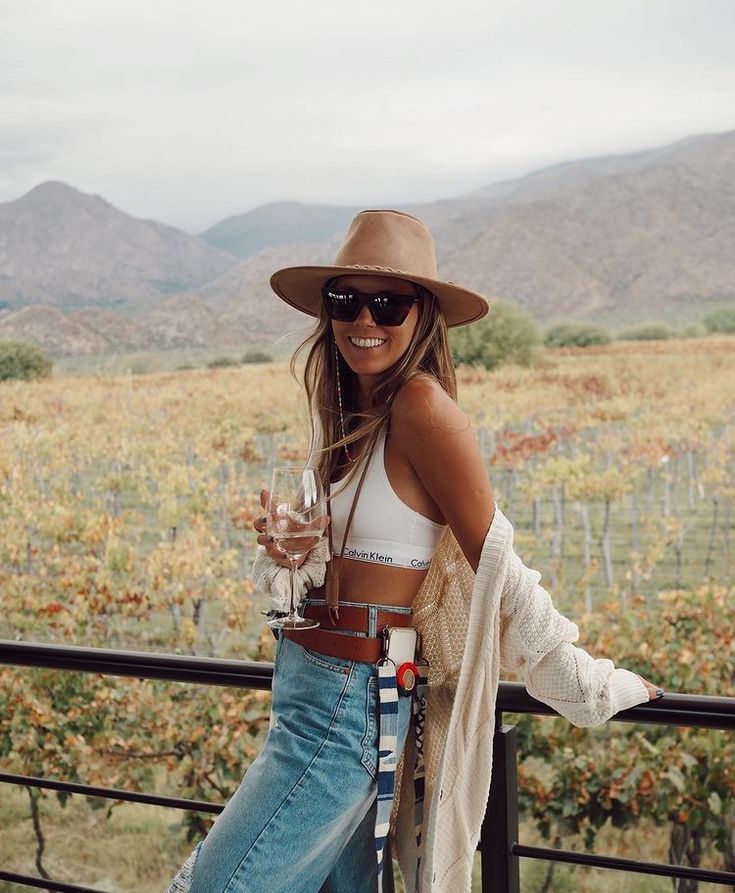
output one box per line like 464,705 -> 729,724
329,422 -> 446,570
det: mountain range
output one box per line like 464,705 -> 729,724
1,128 -> 733,355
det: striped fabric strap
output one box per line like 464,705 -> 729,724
374,659 -> 429,893
375,660 -> 399,892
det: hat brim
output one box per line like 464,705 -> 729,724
270,265 -> 490,328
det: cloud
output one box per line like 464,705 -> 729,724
1,0 -> 733,230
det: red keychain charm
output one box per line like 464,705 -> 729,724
396,661 -> 418,696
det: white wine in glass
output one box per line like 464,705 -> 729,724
265,467 -> 328,630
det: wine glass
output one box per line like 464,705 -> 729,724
265,467 -> 328,630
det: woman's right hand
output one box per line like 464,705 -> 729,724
253,488 -> 290,567
253,488 -> 329,567
252,488 -> 311,568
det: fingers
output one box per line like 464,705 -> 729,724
256,536 -> 309,568
252,488 -> 327,564
256,534 -> 284,555
638,675 -> 665,700
256,535 -> 290,566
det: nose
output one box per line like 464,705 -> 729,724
354,303 -> 375,326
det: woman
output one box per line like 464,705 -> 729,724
167,209 -> 663,893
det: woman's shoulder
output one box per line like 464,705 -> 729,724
390,373 -> 468,438
391,372 -> 451,412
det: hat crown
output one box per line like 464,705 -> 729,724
333,210 -> 438,280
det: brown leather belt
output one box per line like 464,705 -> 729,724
283,602 -> 414,664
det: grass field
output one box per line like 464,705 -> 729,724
1,336 -> 733,890
2,335 -> 733,652
0,779 -> 729,893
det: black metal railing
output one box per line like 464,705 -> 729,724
1,639 -> 733,892
484,688 -> 735,891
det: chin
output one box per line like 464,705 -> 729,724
340,342 -> 389,367
347,348 -> 399,368
345,358 -> 389,376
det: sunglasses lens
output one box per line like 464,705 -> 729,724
324,288 -> 359,322
373,295 -> 416,325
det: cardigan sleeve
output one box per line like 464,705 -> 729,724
498,548 -> 650,727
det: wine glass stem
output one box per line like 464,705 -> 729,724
289,557 -> 298,616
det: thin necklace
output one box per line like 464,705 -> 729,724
334,342 -> 353,463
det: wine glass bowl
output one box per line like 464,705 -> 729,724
265,467 -> 328,630
270,506 -> 323,558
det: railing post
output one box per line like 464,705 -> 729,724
480,716 -> 520,893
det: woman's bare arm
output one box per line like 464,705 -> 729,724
391,375 -> 495,573
393,375 -> 663,704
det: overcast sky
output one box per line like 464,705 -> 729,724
2,0 -> 734,233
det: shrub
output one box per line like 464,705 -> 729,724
617,324 -> 673,341
0,340 -> 53,381
207,356 -> 238,369
242,350 -> 273,364
702,306 -> 735,334
128,361 -> 154,375
679,323 -> 705,339
543,323 -> 611,348
449,299 -> 541,371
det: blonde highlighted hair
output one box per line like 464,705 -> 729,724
290,278 -> 457,494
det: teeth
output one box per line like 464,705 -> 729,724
349,337 -> 386,348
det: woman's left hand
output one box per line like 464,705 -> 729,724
637,675 -> 665,700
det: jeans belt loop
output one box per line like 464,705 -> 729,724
368,604 -> 378,638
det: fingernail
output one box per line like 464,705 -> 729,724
655,688 -> 665,698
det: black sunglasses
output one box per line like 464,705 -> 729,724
321,285 -> 420,326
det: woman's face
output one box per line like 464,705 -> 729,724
329,274 -> 422,378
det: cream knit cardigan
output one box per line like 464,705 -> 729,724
389,502 -> 650,893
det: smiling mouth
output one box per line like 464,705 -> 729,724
348,337 -> 386,349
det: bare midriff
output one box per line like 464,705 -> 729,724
308,559 -> 429,609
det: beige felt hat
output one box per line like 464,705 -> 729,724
269,209 -> 490,328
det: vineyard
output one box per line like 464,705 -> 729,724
1,335 -> 734,891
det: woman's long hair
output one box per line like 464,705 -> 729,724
290,278 -> 458,494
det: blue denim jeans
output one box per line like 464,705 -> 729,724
169,608 -> 414,893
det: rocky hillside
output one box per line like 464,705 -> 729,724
200,201 -> 359,259
428,132 -> 735,318
0,181 -> 238,314
1,129 -> 733,355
